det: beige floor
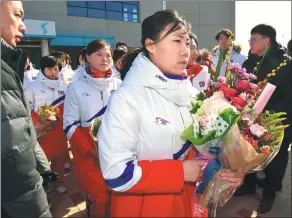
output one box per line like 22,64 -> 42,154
51,153 -> 291,218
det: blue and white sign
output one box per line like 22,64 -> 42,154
23,19 -> 56,38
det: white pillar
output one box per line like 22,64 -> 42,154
162,1 -> 166,10
41,39 -> 49,57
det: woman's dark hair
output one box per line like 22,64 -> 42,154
116,41 -> 127,49
86,39 -> 110,56
76,47 -> 87,66
189,32 -> 199,49
121,9 -> 190,79
251,24 -> 277,44
215,28 -> 233,41
113,48 -> 127,63
50,51 -> 72,65
287,39 -> 292,57
39,55 -> 62,73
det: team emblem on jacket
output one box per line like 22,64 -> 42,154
82,92 -> 90,96
155,117 -> 170,125
199,81 -> 205,87
58,91 -> 65,95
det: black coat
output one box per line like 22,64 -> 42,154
1,39 -> 51,217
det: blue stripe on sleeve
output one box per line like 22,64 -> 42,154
105,160 -> 135,189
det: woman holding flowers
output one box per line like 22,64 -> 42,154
25,55 -> 68,194
63,39 -> 121,217
98,10 -> 244,217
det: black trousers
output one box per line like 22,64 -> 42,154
242,127 -> 291,199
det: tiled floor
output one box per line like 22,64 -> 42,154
51,153 -> 291,218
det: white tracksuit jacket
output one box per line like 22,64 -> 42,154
212,48 -> 246,77
63,68 -> 122,139
98,52 -> 199,192
191,65 -> 210,92
23,63 -> 39,91
25,71 -> 67,112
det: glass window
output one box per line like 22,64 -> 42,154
123,4 -> 138,14
68,6 -> 87,17
106,2 -> 123,12
88,9 -> 106,19
67,1 -> 139,22
123,1 -> 138,5
107,11 -> 123,21
67,1 -> 87,7
87,1 -> 105,9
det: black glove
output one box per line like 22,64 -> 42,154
41,171 -> 59,187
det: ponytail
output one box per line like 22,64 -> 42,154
120,48 -> 142,80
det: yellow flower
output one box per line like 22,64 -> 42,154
272,73 -> 276,76
272,69 -> 276,73
280,63 -> 283,67
264,79 -> 268,83
254,67 -> 258,71
267,73 -> 272,77
277,67 -> 280,70
284,63 -> 287,66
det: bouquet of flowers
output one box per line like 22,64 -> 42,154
38,104 -> 61,123
181,45 -> 289,217
91,117 -> 102,143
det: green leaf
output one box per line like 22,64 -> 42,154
214,47 -> 224,81
208,62 -> 214,80
219,108 -> 238,125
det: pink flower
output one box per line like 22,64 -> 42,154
241,72 -> 250,80
249,73 -> 257,80
236,80 -> 250,92
217,76 -> 227,83
249,83 -> 258,90
197,115 -> 209,127
250,124 -> 267,138
211,81 -> 220,88
242,113 -> 252,121
239,92 -> 248,101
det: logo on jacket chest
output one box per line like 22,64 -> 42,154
58,91 -> 65,95
155,117 -> 170,125
199,81 -> 205,87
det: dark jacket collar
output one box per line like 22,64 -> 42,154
1,38 -> 28,82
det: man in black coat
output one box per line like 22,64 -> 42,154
234,24 -> 292,214
1,1 -> 57,217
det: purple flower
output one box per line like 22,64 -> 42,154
241,72 -> 250,79
242,113 -> 252,121
211,81 -> 220,88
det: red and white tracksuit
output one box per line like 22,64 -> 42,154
98,53 -> 207,217
63,67 -> 121,217
25,71 -> 68,187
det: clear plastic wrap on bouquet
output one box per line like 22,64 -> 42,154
197,124 -> 284,217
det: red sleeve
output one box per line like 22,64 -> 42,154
69,127 -> 94,156
127,159 -> 184,194
31,111 -> 39,125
